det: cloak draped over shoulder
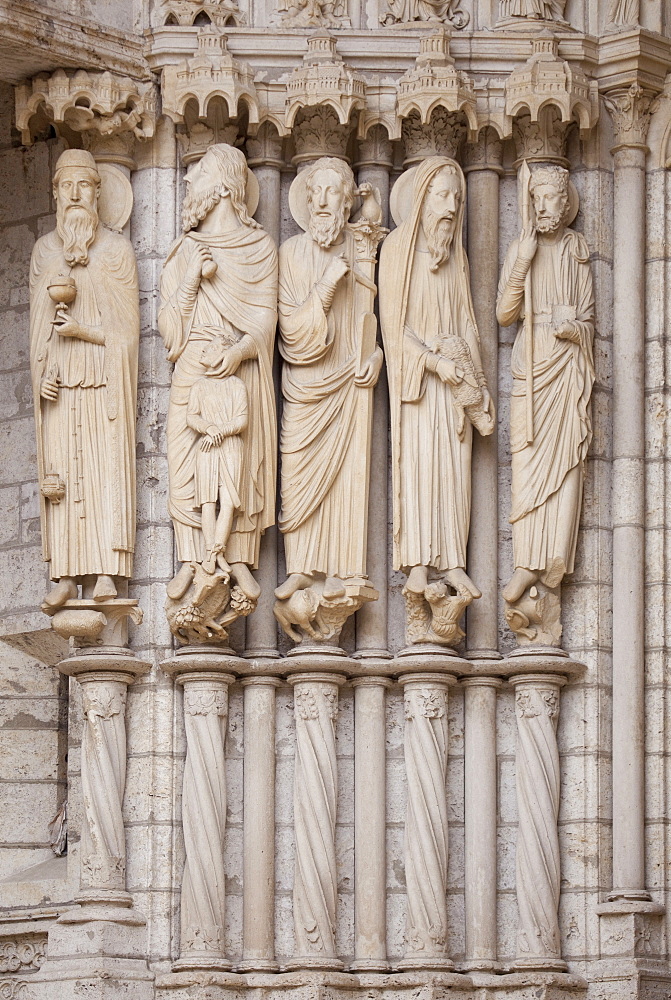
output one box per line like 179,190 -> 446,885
159,226 -> 277,567
30,226 -> 139,579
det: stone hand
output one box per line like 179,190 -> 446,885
517,225 -> 538,264
482,386 -> 493,416
325,253 -> 350,286
185,245 -> 214,292
554,321 -> 580,343
54,311 -> 89,340
40,372 -> 60,401
433,356 -> 462,386
214,343 -> 244,377
207,424 -> 224,445
201,434 -> 215,452
354,345 -> 383,388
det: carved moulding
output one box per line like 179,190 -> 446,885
15,69 -> 156,156
0,936 -> 46,974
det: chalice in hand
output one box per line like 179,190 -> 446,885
48,274 -> 77,310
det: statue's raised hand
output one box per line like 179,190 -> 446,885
185,244 -> 214,293
517,226 -> 538,264
325,253 -> 350,286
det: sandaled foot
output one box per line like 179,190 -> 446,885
167,563 -> 195,602
275,573 -> 312,601
93,575 -> 117,602
231,562 -> 261,601
406,565 -> 429,595
43,577 -> 77,611
445,567 -> 481,600
323,576 -> 346,600
216,552 -> 232,578
502,567 -> 538,605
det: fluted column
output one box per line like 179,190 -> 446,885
239,676 -> 281,971
399,673 -> 455,971
354,125 -> 393,660
288,672 -> 346,970
510,673 -> 567,972
350,677 -> 391,971
604,84 -> 656,902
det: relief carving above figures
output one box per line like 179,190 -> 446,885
29,149 -> 140,619
159,143 -> 278,645
274,158 -> 385,647
497,162 -> 595,647
379,157 -> 494,649
498,0 -> 567,21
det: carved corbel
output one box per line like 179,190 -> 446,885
397,27 -> 477,140
284,33 -> 365,135
505,33 -> 599,160
15,69 -> 157,169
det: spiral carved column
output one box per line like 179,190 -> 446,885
511,673 -> 567,971
399,673 -> 455,971
288,672 -> 345,970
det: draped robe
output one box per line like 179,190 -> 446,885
29,226 -> 139,580
380,158 -> 487,574
497,230 -> 595,584
278,228 -> 370,578
159,226 -> 277,567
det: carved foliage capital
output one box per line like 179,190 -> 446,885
184,687 -> 229,717
463,126 -> 503,169
512,108 -> 570,164
515,686 -> 560,721
402,108 -> 467,165
292,105 -> 351,163
604,83 -> 659,149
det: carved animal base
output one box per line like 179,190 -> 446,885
274,580 -> 378,646
46,599 -> 142,648
403,580 -> 472,648
166,562 -> 256,645
505,583 -> 562,648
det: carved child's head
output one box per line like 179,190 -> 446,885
201,322 -> 239,371
305,157 -> 356,249
529,165 -> 569,234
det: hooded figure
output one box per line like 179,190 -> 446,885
379,156 -> 493,598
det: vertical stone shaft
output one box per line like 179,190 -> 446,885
177,672 -> 234,971
246,125 -> 284,657
355,127 -> 393,658
611,141 -> 648,899
511,674 -> 567,971
399,673 -> 455,972
351,677 -> 391,970
289,673 -> 345,970
78,674 -> 129,897
462,678 -> 502,970
240,677 -> 280,971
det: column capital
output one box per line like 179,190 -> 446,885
463,126 -> 504,174
246,121 -> 284,169
292,104 -> 352,168
355,123 -> 394,171
604,83 -> 660,152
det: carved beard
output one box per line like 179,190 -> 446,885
308,204 -> 348,249
182,186 -> 220,233
422,209 -> 456,272
535,211 -> 564,234
56,203 -> 99,266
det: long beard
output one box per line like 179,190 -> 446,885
422,210 -> 456,272
57,204 -> 98,266
182,187 -> 220,233
308,205 -> 347,249
535,212 -> 563,234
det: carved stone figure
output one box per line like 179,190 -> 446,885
497,163 -> 595,645
380,157 -> 494,647
381,0 -> 468,26
275,0 -> 349,27
274,157 -> 384,645
607,0 -> 639,26
29,149 -> 139,611
159,143 -> 277,644
499,0 -> 566,19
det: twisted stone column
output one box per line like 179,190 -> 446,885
288,672 -> 345,969
511,673 -> 567,971
399,673 -> 455,971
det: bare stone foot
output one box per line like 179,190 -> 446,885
406,565 -> 429,595
43,577 -> 77,610
93,575 -> 117,602
167,563 -> 195,602
445,567 -> 481,600
323,576 -> 346,600
275,573 -> 313,600
502,567 -> 538,605
231,563 -> 261,601
216,552 -> 232,579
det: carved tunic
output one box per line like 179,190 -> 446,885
187,375 -> 247,508
29,226 -> 139,580
497,232 -> 595,583
278,229 -> 368,579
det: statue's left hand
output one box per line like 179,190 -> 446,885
482,387 -> 493,416
214,343 -> 244,377
354,345 -> 383,388
54,314 -> 88,340
554,321 -> 580,343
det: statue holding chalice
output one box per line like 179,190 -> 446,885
29,149 -> 140,610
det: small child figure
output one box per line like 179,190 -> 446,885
187,327 -> 248,576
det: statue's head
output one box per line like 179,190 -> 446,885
529,165 -> 569,234
420,162 -> 462,272
182,143 -> 257,233
53,149 -> 101,266
304,157 -> 356,249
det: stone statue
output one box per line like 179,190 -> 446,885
497,163 -> 595,646
379,156 -> 494,648
30,148 -> 139,611
274,157 -> 384,645
381,0 -> 468,27
499,0 -> 566,19
607,0 -> 639,27
159,143 -> 277,645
